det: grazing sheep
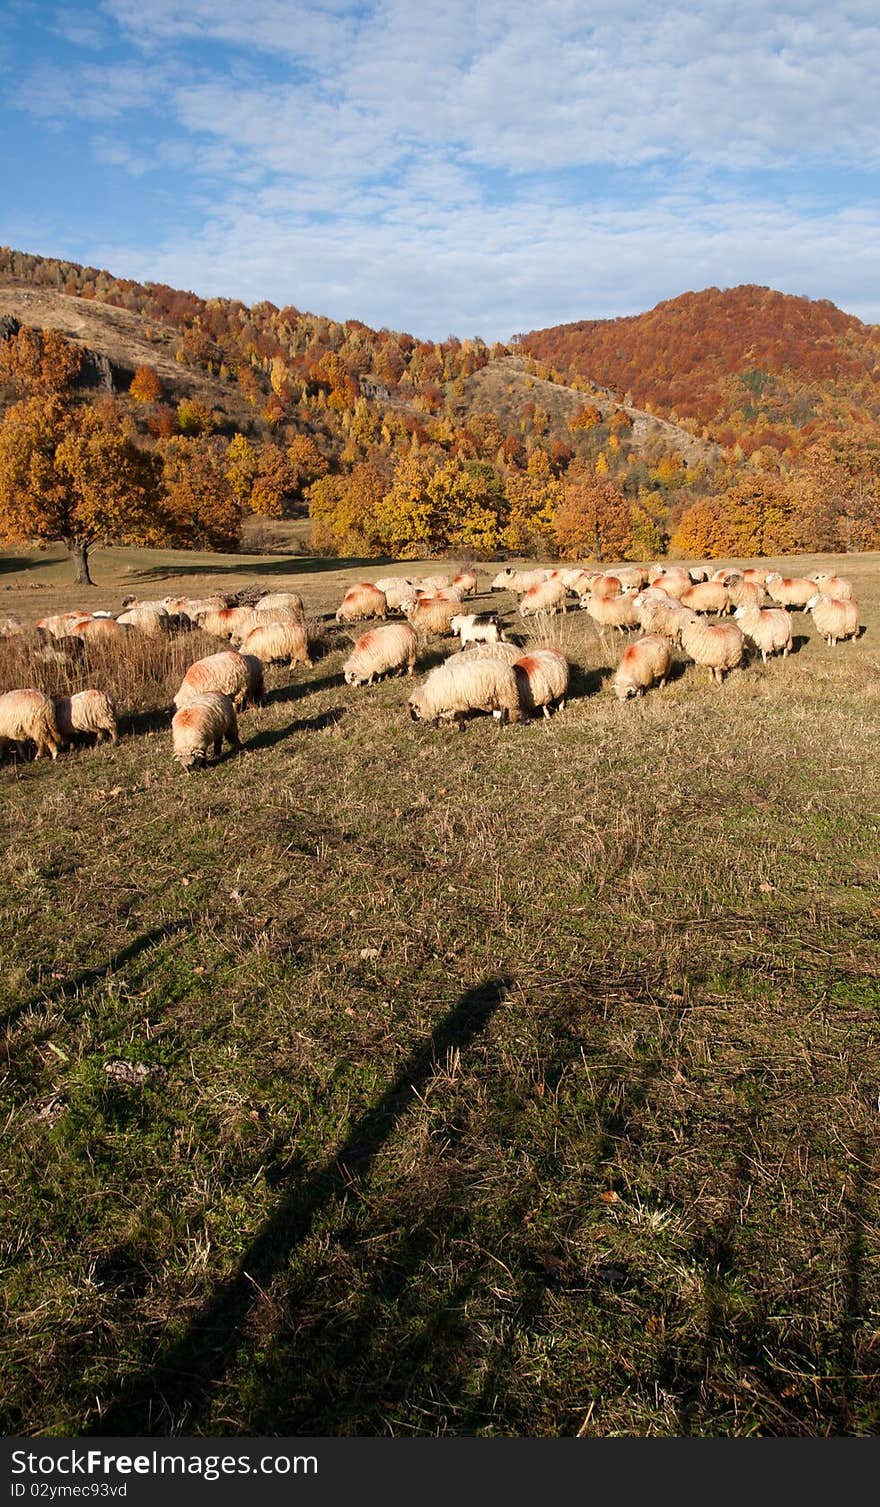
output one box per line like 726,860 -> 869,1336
374,577 -> 417,611
54,690 -> 118,747
229,607 -> 304,647
688,567 -> 710,583
251,591 -> 306,618
450,612 -> 506,648
633,590 -> 689,641
490,567 -> 551,594
813,574 -> 854,601
116,605 -> 170,636
408,655 -> 522,727
518,578 -> 569,617
163,594 -> 226,622
680,581 -> 731,615
238,618 -> 312,668
417,573 -> 452,592
195,605 -> 258,640
733,605 -> 793,662
765,573 -> 817,609
588,573 -> 622,599
77,617 -> 133,647
335,583 -> 387,623
741,568 -> 770,585
612,634 -> 673,699
611,565 -> 649,590
0,689 -> 61,761
581,591 -> 640,632
726,578 -> 766,610
410,586 -> 462,603
649,568 -> 691,600
344,623 -> 418,685
447,640 -> 522,665
678,611 -> 745,683
710,567 -> 742,585
806,594 -> 861,646
513,648 -> 570,718
450,569 -> 478,597
173,650 -> 264,713
404,595 -> 460,637
171,692 -> 240,770
37,612 -> 94,638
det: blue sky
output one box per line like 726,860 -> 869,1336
3,0 -> 880,341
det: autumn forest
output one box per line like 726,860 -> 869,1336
1,247 -> 879,579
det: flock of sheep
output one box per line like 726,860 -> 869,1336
0,558 -> 864,768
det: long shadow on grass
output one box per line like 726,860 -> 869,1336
1,921 -> 191,1034
245,707 -> 345,751
133,556 -> 390,581
88,975 -> 511,1435
263,673 -> 341,707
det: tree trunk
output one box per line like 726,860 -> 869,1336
70,540 -> 93,586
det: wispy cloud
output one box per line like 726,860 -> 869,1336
6,1 -> 880,337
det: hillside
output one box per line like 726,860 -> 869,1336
520,285 -> 880,457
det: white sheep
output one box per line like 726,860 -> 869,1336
77,617 -> 133,647
610,565 -> 648,590
612,634 -> 673,699
732,605 -> 793,662
518,578 -> 569,617
648,568 -> 691,600
115,605 -> 170,636
238,618 -> 312,668
335,583 -> 387,623
36,612 -> 94,638
447,640 -> 522,665
764,573 -> 817,609
0,689 -> 61,761
408,656 -> 523,727
343,623 -> 418,684
373,578 -> 417,611
171,692 -> 240,770
404,595 -> 460,636
633,589 -> 688,640
581,590 -> 640,632
806,594 -> 860,646
194,605 -> 259,640
450,569 -> 478,597
172,651 -> 264,713
513,649 -> 569,718
678,611 -> 745,683
251,591 -> 305,618
812,574 -> 854,601
450,612 -> 506,648
490,567 -> 551,594
726,578 -> 766,610
679,581 -> 731,615
54,690 -> 118,747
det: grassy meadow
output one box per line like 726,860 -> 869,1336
1,541 -> 878,1437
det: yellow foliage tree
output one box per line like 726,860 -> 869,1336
553,473 -> 633,561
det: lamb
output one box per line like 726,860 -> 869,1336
581,590 -> 640,632
172,650 -> 264,713
171,692 -> 240,770
678,611 -> 745,683
450,612 -> 506,648
806,594 -> 860,646
612,634 -> 672,699
343,623 -> 418,684
633,590 -> 689,640
116,605 -> 170,636
54,690 -> 118,747
812,574 -> 854,601
765,573 -> 817,609
518,578 -> 569,617
0,689 -> 61,761
513,648 -> 569,718
238,618 -> 312,668
450,569 -> 478,597
407,655 -> 523,727
335,583 -> 387,623
373,577 -> 417,611
404,595 -> 460,636
680,581 -> 731,615
732,604 -> 793,662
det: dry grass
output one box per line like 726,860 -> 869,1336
1,546 -> 878,1438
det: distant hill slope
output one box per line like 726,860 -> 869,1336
520,285 -> 880,456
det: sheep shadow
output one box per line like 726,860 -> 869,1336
121,709 -> 169,738
263,672 -> 342,707
245,707 -> 345,751
86,976 -> 511,1435
571,663 -> 614,697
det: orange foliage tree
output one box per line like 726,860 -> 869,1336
0,324 -> 82,396
553,472 -> 632,560
129,365 -> 163,403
